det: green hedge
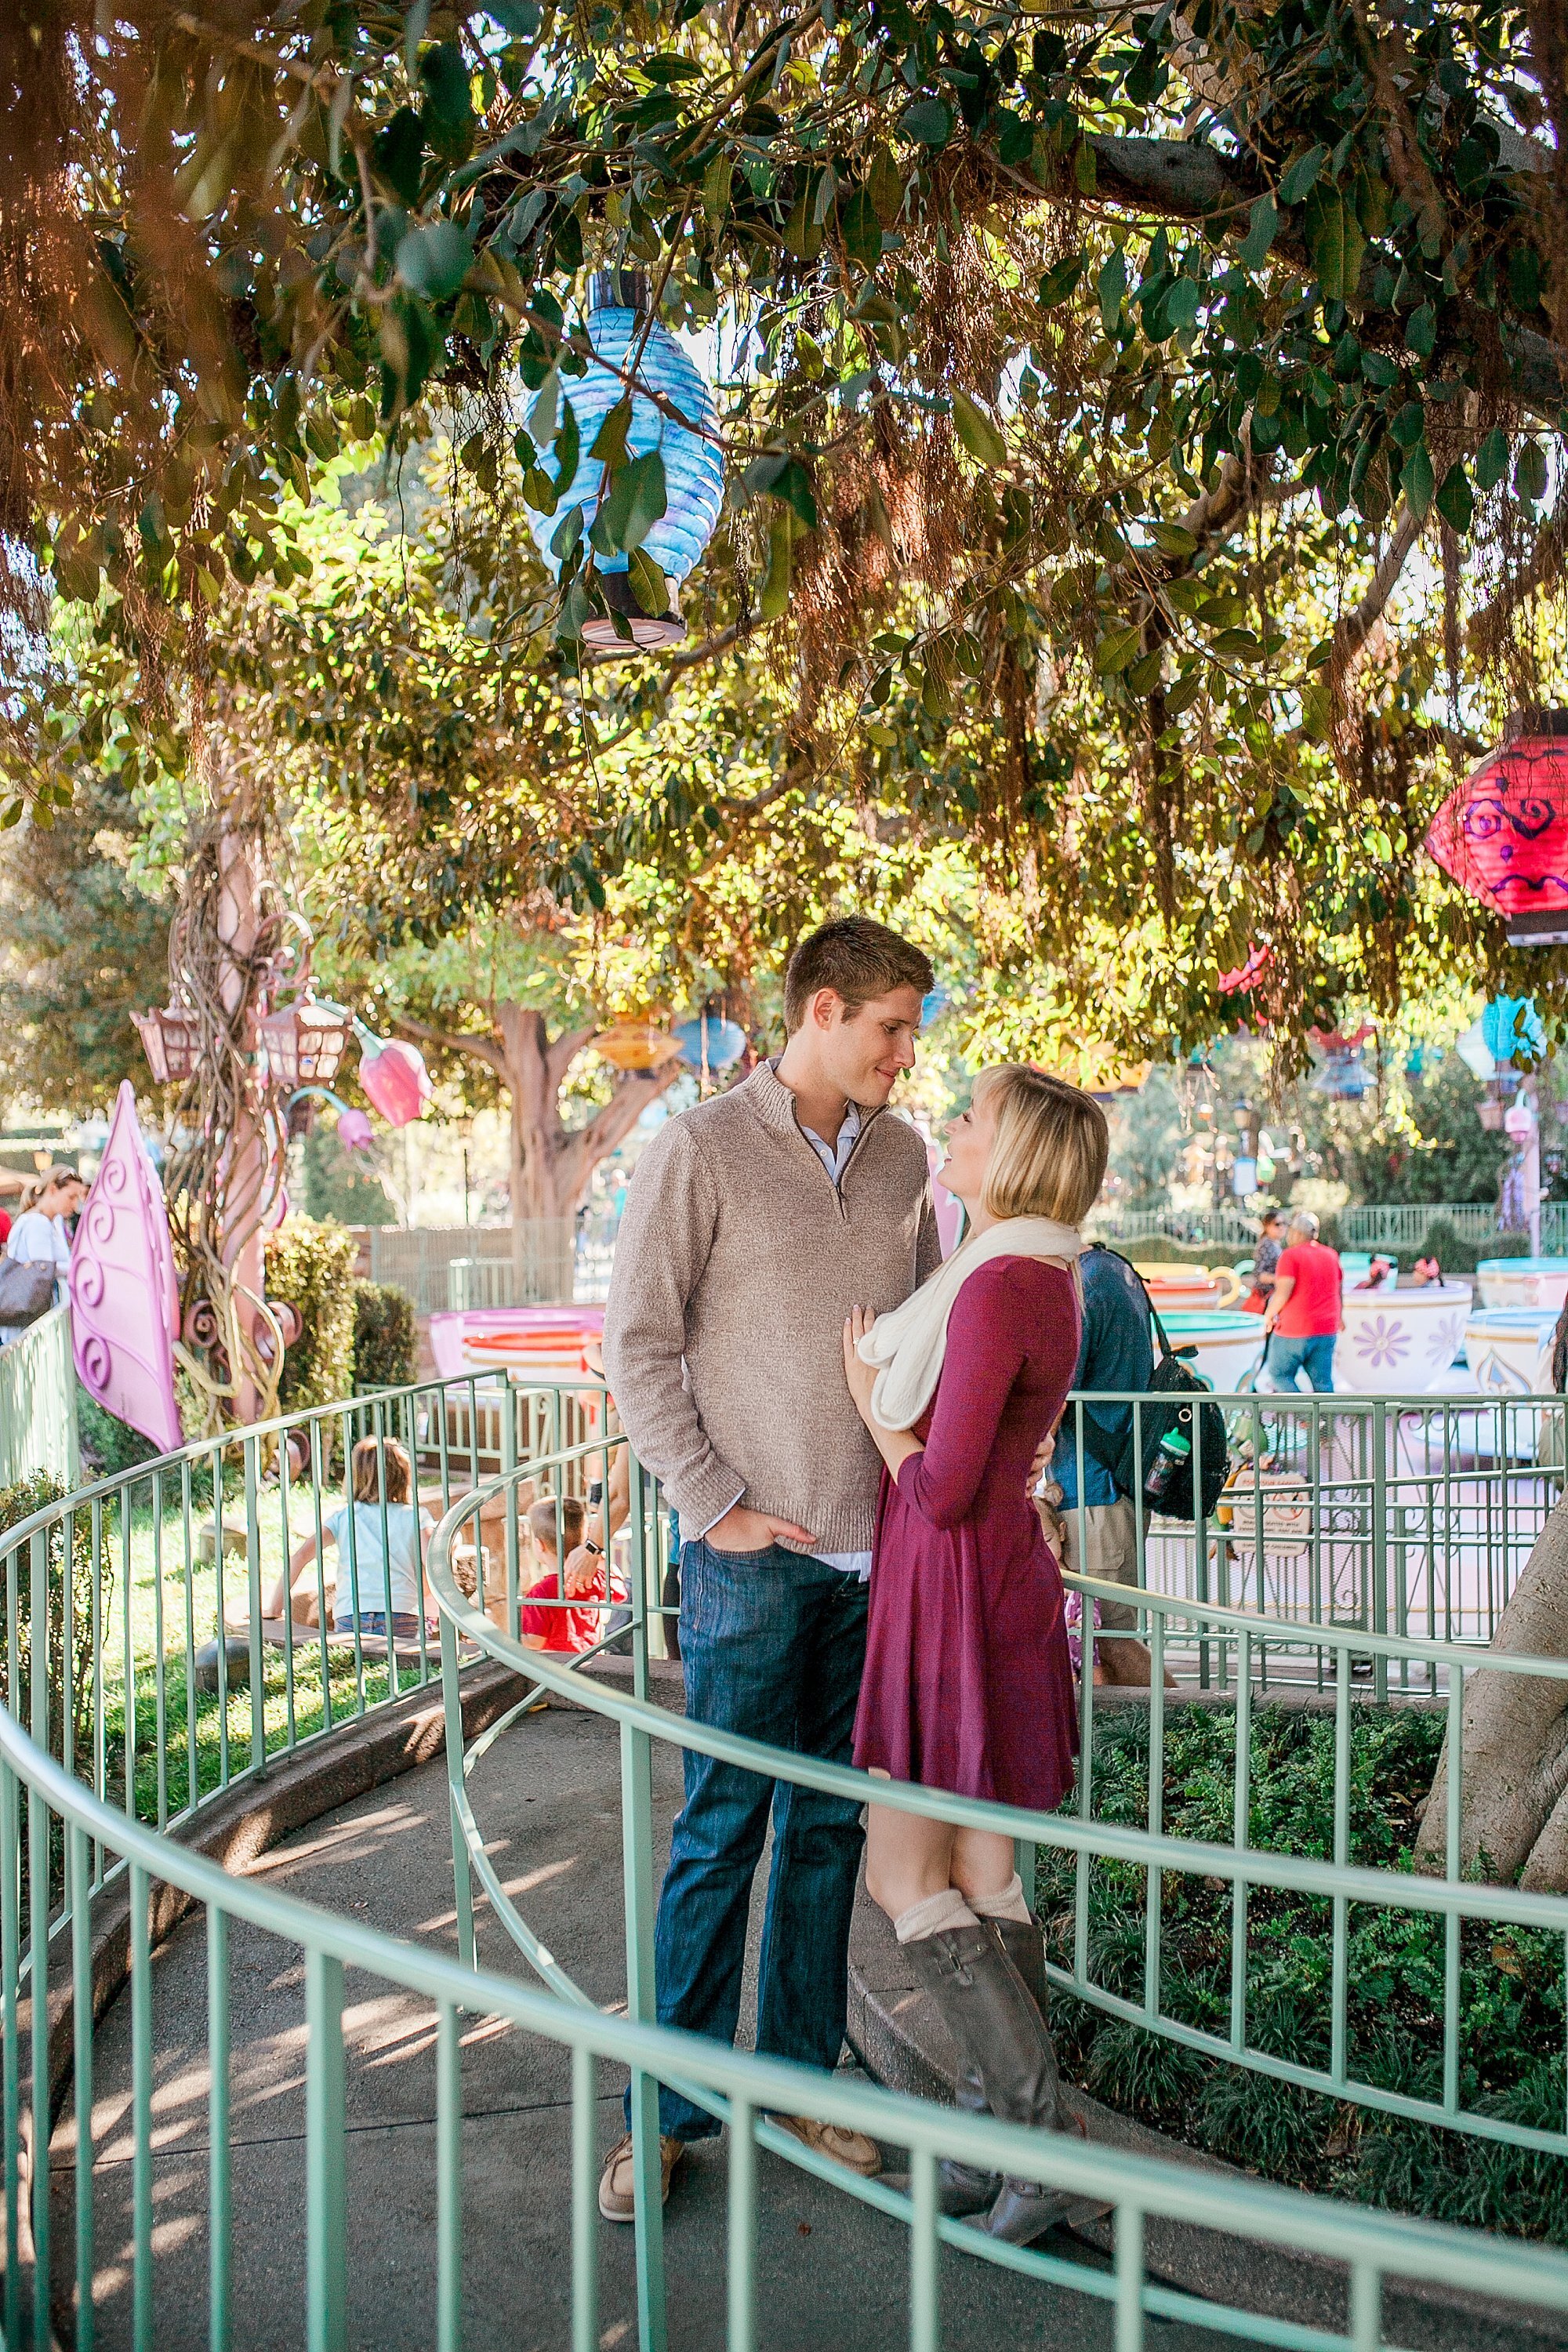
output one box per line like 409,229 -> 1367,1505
1040,1704 -> 1568,2241
351,1279 -> 416,1392
264,1217 -> 359,1418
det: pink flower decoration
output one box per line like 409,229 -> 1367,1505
359,1036 -> 433,1127
336,1108 -> 374,1151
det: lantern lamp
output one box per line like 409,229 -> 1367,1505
523,270 -> 725,655
596,1007 -> 683,1072
1426,710 -> 1568,946
260,993 -> 351,1091
673,1014 -> 746,1073
131,1004 -> 202,1087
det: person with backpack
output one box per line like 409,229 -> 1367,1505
1038,1242 -> 1161,1687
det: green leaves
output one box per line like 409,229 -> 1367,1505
950,389 -> 1007,469
1434,461 -> 1473,535
1039,253 -> 1084,310
1236,195 -> 1278,273
395,220 -> 473,300
590,397 -> 633,471
1098,246 -> 1127,336
902,100 -> 953,148
372,107 -> 425,206
1095,625 -> 1142,675
1475,426 -> 1509,494
1516,440 -> 1548,506
591,449 -> 667,557
626,547 -> 668,619
1399,439 -> 1435,521
1303,184 -> 1365,303
839,187 -> 883,271
1279,145 -> 1328,205
419,43 -> 475,165
1404,303 -> 1436,361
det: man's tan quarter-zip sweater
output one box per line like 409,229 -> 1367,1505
602,1059 -> 942,1556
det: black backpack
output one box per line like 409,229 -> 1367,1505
1071,1251 -> 1231,1523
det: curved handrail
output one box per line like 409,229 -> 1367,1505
8,1377 -> 1568,2343
426,1422 -> 1568,2171
7,1693 -> 1568,2349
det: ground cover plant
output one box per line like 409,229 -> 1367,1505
1039,1702 -> 1568,2241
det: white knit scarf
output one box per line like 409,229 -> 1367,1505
856,1215 -> 1085,1432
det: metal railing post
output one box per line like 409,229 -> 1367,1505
305,1949 -> 348,2352
620,1715 -> 666,2352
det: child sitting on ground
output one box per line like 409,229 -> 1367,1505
520,1494 -> 621,1654
247,1436 -> 434,1647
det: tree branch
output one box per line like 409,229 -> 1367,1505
391,1012 -> 506,1078
544,1022 -> 601,1094
1331,503 -> 1425,674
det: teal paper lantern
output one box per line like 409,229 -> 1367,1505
525,270 -> 724,653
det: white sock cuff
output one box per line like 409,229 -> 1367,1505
968,1874 -> 1031,1923
893,1889 -> 980,1944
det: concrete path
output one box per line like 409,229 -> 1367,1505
49,1686 -> 1250,2352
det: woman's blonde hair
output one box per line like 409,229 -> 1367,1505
23,1164 -> 82,1213
971,1065 -> 1109,1225
351,1436 -> 412,1506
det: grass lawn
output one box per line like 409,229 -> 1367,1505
1040,1704 -> 1568,2241
82,1477 -> 445,1830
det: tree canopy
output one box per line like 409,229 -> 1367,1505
3,1 -> 1566,1052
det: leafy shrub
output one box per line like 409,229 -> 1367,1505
0,1469 -> 105,1756
264,1217 -> 358,1417
351,1279 -> 416,1393
76,1387 -> 159,1479
1418,1218 -> 1528,1277
1039,1704 -> 1568,2240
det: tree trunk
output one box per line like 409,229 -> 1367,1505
492,1004 -> 681,1303
1414,1483 -> 1568,1888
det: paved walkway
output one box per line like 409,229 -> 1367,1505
44,1686 -> 1266,2352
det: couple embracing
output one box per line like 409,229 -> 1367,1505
600,917 -> 1109,2245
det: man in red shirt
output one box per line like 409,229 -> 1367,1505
1260,1208 -> 1342,1391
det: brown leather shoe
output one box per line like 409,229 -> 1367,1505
769,2113 -> 882,2176
597,2129 -> 684,2222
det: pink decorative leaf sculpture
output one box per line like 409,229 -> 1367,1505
359,1033 -> 433,1127
70,1080 -> 183,1454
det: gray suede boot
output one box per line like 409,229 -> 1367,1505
905,1922 -> 1079,2238
978,1915 -> 1110,2244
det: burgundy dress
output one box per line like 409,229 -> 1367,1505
853,1257 -> 1080,1811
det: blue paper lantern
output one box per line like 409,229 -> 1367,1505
525,269 -> 724,652
1481,993 -> 1545,1067
673,1014 -> 746,1073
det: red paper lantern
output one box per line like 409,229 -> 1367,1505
1426,709 -> 1568,947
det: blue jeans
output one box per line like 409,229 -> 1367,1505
625,1539 -> 869,2141
1263,1333 -> 1337,1392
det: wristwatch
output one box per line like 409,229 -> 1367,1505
584,1537 -> 604,1558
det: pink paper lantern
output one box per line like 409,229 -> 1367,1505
336,1108 -> 374,1151
359,1036 -> 433,1127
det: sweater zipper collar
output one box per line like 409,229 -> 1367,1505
764,1059 -> 883,1215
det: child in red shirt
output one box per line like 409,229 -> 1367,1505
521,1494 -> 621,1653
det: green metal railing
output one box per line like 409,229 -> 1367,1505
0,1308 -> 78,1490
10,1380 -> 1568,2343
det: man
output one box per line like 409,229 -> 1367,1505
1040,1244 -> 1160,1686
1247,1208 -> 1286,1313
600,916 -> 938,2219
1260,1208 -> 1342,1392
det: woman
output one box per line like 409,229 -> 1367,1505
0,1164 -> 85,1348
841,1065 -> 1108,2245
